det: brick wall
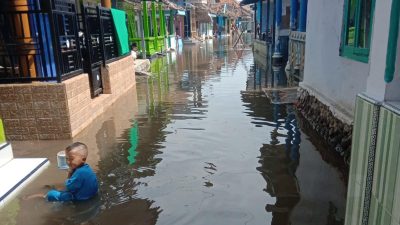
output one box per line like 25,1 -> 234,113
0,55 -> 136,140
0,83 -> 71,140
102,55 -> 136,96
62,55 -> 136,137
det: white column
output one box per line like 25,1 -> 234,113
366,0 -> 399,101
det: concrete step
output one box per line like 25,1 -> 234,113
0,143 -> 49,208
0,142 -> 13,167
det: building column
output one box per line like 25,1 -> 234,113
254,4 -> 257,39
298,0 -> 307,32
160,2 -> 168,51
366,0 -> 400,101
259,0 -> 262,37
185,11 -> 191,38
266,0 -> 270,43
272,0 -> 283,65
151,1 -> 158,36
290,0 -> 298,30
257,0 -> 263,40
143,1 -> 150,38
158,2 -> 166,37
170,10 -> 175,35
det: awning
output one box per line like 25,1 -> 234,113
177,10 -> 186,16
111,9 -> 129,55
240,0 -> 258,6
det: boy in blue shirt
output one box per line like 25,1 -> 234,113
46,142 -> 98,201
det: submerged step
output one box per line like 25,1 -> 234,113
0,158 -> 49,208
0,143 -> 13,167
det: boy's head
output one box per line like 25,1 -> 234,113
131,43 -> 137,51
65,142 -> 88,170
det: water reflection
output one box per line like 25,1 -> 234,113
127,121 -> 139,165
241,90 -> 302,224
1,39 -> 346,225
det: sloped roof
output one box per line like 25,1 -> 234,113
210,0 -> 252,19
118,0 -> 185,10
160,0 -> 185,10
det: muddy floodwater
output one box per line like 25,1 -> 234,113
1,39 -> 347,225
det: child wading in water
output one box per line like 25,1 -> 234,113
45,142 -> 98,201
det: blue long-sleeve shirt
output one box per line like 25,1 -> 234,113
47,164 -> 98,201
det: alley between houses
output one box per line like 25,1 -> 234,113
1,39 -> 346,225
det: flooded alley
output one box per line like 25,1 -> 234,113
1,39 -> 347,225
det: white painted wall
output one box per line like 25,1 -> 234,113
385,27 -> 400,101
302,0 -> 370,116
366,0 -> 392,101
360,0 -> 400,102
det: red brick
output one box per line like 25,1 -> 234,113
37,126 -> 48,133
39,134 -> 55,140
0,111 -> 11,119
33,109 -> 44,117
42,109 -> 59,117
0,102 -> 17,110
47,84 -> 65,94
29,127 -> 38,134
37,118 -> 52,126
47,126 -> 60,133
0,94 -> 22,102
9,110 -> 26,118
14,86 -> 32,94
23,134 -> 39,140
32,85 -> 48,93
7,135 -> 22,141
57,93 -> 67,101
59,110 -> 69,117
25,110 -> 35,118
60,125 -> 71,133
23,94 -> 33,102
32,93 -> 53,101
50,101 -> 67,109
0,86 -> 14,94
13,127 -> 30,133
17,102 -> 33,110
33,101 -> 50,109
20,118 -> 36,127
55,133 -> 72,139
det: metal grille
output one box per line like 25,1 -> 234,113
99,7 -> 118,62
50,0 -> 82,80
81,5 -> 103,65
0,0 -> 122,85
0,0 -> 82,83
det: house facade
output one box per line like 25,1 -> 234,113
299,0 -> 400,225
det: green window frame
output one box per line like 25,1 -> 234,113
341,0 -> 375,63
